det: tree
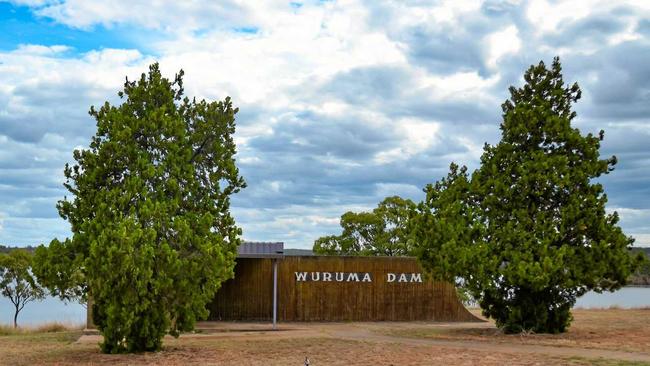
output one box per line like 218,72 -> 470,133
0,250 -> 45,328
413,58 -> 642,333
629,249 -> 650,286
412,163 -> 488,289
33,64 -> 246,353
33,238 -> 87,305
314,196 -> 416,256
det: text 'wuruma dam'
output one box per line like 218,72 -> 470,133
294,272 -> 423,283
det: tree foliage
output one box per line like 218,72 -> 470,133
0,250 -> 45,328
33,64 -> 245,353
412,58 -> 642,333
630,249 -> 650,285
314,196 -> 416,256
33,238 -> 87,304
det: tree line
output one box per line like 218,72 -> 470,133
0,245 -> 35,254
629,248 -> 650,285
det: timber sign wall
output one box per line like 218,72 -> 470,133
208,255 -> 479,322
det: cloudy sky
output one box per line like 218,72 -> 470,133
0,0 -> 649,249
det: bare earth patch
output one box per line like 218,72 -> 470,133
0,309 -> 648,365
377,309 -> 650,354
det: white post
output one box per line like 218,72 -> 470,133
273,258 -> 278,330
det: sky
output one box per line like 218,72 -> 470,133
0,0 -> 649,249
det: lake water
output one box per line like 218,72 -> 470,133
0,296 -> 85,327
573,287 -> 650,309
1,287 -> 649,326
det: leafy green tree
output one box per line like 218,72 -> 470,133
314,196 -> 416,256
412,163 -> 488,290
0,250 -> 45,328
413,58 -> 642,334
33,64 -> 246,353
33,238 -> 87,305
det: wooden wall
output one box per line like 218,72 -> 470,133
207,256 -> 479,322
208,258 -> 274,321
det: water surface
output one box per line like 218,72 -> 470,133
0,296 -> 85,326
574,287 -> 650,309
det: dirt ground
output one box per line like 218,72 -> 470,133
0,309 -> 649,365
377,308 -> 650,354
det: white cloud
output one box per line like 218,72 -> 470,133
418,70 -> 500,102
608,207 -> 650,221
607,22 -> 643,46
14,44 -> 70,56
374,119 -> 440,164
0,47 -> 153,146
631,234 -> 650,247
29,0 -> 256,30
233,203 -> 374,247
526,0 -> 650,39
0,217 -> 70,245
7,0 -> 52,6
526,0 -> 592,34
381,0 -> 482,30
2,0 -> 650,248
374,183 -> 421,200
485,25 -> 521,69
153,4 -> 406,109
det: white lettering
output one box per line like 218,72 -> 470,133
296,271 -> 420,283
347,273 -> 360,282
411,273 -> 422,283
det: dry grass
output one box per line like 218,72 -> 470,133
0,322 -> 83,336
380,308 -> 650,353
0,334 -> 604,366
1,309 -> 649,365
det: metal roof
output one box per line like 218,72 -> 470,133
237,241 -> 284,258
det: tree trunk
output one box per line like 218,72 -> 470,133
14,305 -> 19,328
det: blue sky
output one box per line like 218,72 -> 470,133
0,0 -> 649,248
0,2 -> 146,53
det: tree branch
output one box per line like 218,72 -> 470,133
189,136 -> 212,163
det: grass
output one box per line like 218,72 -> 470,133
377,308 -> 650,354
566,357 -> 650,366
0,329 -> 85,365
0,310 -> 649,365
0,322 -> 83,336
0,334 -> 584,366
